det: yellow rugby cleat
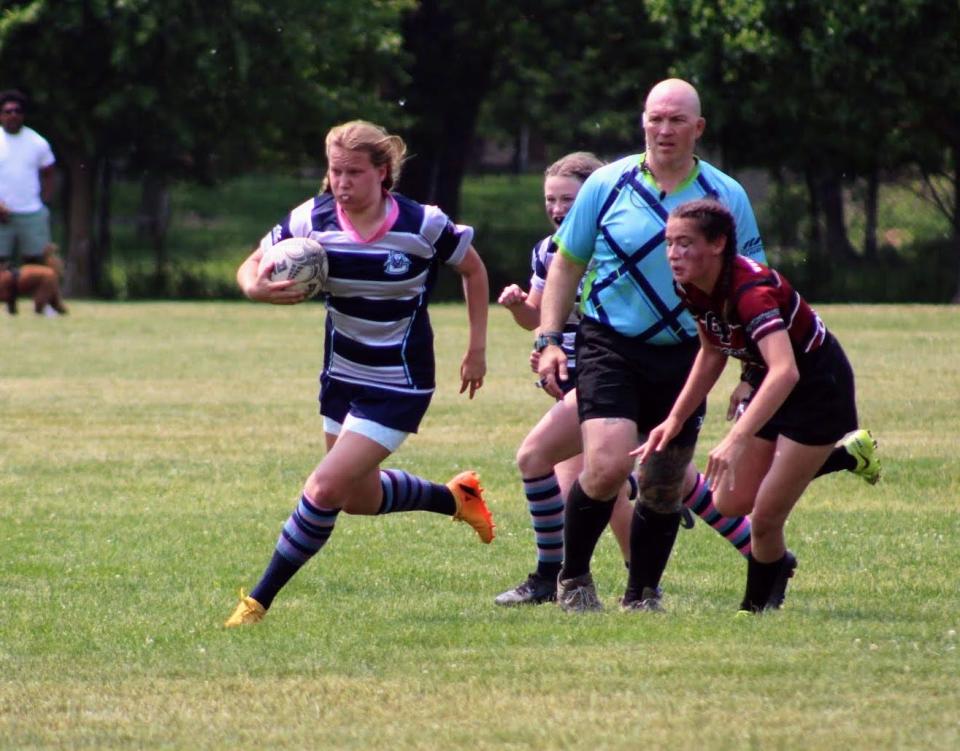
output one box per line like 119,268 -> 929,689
448,470 -> 495,544
224,590 -> 266,628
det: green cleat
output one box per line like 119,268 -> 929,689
843,429 -> 882,485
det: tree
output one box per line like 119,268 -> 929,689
393,0 -> 514,219
477,1 -> 666,164
0,0 -> 409,296
645,0 -> 948,297
901,1 -> 960,302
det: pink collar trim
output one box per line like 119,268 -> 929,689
336,193 -> 398,244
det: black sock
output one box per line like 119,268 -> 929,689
625,505 -> 681,601
740,553 -> 786,611
558,480 -> 615,580
814,446 -> 855,477
536,561 -> 562,581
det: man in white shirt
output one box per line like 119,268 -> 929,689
0,90 -> 57,264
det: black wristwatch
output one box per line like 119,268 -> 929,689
534,331 -> 564,352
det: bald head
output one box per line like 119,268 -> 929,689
644,79 -> 701,118
641,78 -> 705,177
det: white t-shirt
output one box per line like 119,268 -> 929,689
0,126 -> 56,212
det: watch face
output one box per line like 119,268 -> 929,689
536,333 -> 561,351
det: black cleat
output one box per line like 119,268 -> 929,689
494,572 -> 557,606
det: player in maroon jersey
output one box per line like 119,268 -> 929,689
634,198 -> 863,613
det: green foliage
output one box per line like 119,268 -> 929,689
1,302 -> 958,749
71,171 -> 953,302
0,0 -> 411,172
477,1 -> 665,157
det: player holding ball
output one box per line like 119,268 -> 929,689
226,120 -> 493,627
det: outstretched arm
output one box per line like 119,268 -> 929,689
705,330 -> 798,491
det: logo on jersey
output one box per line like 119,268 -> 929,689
384,251 -> 411,276
704,312 -> 733,347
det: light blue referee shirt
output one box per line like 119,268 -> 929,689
554,153 -> 765,343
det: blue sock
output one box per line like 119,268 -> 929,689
376,469 -> 455,515
250,493 -> 339,609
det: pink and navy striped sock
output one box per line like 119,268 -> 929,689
683,473 -> 752,557
376,469 -> 455,515
250,492 -> 340,609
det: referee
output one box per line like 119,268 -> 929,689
537,78 -> 766,611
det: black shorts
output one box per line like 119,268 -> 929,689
755,332 -> 858,446
575,317 -> 705,447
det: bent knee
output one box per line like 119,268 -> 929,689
303,473 -> 345,511
637,478 -> 686,513
582,456 -> 633,498
637,445 -> 694,514
516,438 -> 548,477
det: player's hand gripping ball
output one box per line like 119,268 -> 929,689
259,237 -> 328,300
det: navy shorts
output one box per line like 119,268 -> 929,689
755,332 -> 858,446
574,317 -> 705,447
319,375 -> 433,434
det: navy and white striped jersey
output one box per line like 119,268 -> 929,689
259,192 -> 474,393
529,235 -> 582,367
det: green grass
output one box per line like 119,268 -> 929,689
2,303 -> 958,749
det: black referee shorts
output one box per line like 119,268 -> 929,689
755,332 -> 858,446
575,317 -> 705,447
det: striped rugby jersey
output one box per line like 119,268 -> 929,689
677,255 -> 826,369
529,235 -> 582,367
259,192 -> 474,393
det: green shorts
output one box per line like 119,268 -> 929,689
0,207 -> 52,261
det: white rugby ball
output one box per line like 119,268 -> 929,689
259,237 -> 328,300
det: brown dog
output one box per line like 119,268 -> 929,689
0,243 -> 68,316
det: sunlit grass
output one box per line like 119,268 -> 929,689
1,303 -> 958,750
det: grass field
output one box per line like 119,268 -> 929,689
2,302 -> 958,750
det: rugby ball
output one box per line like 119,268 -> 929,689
259,237 -> 328,299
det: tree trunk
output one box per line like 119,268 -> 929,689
863,169 -> 879,261
951,144 -> 960,304
396,0 -> 495,219
138,172 -> 172,288
819,171 -> 858,260
803,168 -> 826,296
62,152 -> 98,298
512,122 -> 530,175
94,157 -> 112,296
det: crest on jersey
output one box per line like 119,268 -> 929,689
270,224 -> 284,243
704,311 -> 733,347
384,251 -> 411,276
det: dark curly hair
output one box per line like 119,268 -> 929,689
0,89 -> 28,110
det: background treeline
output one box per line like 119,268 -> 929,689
1,0 -> 958,302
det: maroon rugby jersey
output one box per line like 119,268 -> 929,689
676,255 -> 826,369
